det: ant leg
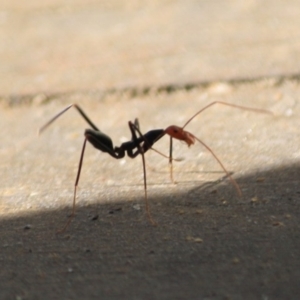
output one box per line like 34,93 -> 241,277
168,136 -> 175,183
57,138 -> 88,233
128,122 -> 157,225
134,118 -> 140,130
194,136 -> 242,196
39,104 -> 100,135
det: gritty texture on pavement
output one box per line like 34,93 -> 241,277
1,1 -> 300,300
2,84 -> 300,300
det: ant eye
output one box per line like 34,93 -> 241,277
173,129 -> 178,133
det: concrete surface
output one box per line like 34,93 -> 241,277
1,1 -> 300,299
1,0 -> 300,96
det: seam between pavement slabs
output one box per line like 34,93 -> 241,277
1,71 -> 300,106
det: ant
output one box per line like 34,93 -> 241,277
39,101 -> 271,232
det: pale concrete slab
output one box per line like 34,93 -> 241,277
1,0 -> 300,95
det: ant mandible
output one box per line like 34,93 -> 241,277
39,101 -> 271,232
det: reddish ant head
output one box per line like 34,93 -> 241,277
164,125 -> 196,147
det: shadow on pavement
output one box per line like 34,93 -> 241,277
1,163 -> 300,300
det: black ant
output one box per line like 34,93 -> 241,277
39,102 -> 271,232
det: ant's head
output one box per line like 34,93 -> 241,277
165,125 -> 182,137
165,125 -> 195,147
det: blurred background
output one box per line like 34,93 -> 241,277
1,0 -> 300,97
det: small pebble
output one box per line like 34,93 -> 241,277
132,204 -> 141,211
232,258 -> 240,264
251,197 -> 258,203
186,236 -> 203,243
272,221 -> 284,227
256,177 -> 265,183
91,215 -> 98,221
